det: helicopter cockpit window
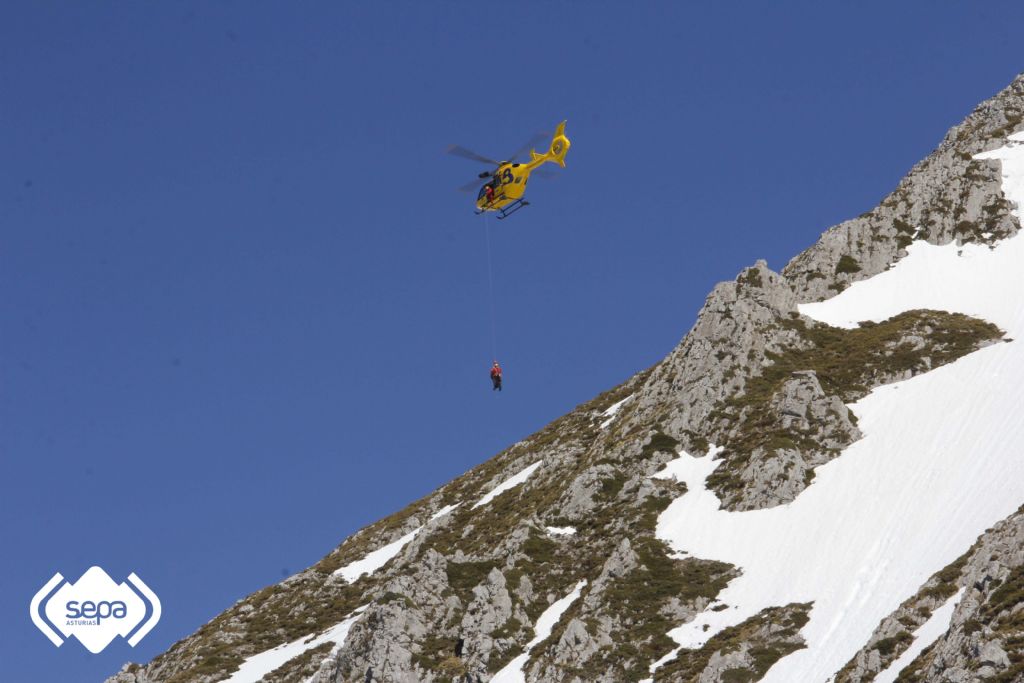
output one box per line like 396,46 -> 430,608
478,184 -> 491,201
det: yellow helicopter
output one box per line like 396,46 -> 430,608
448,121 -> 571,220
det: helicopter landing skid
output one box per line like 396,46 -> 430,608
476,198 -> 530,220
495,199 -> 529,220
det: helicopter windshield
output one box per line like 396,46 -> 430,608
477,184 -> 492,201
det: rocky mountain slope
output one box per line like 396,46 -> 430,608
110,73 -> 1024,683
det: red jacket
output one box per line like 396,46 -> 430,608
490,365 -> 502,378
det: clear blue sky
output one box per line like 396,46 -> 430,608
2,3 -> 1021,680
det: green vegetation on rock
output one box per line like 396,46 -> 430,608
707,310 -> 1003,501
656,603 -> 811,682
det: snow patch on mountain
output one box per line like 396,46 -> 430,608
334,530 -> 421,582
600,394 -> 632,429
333,505 -> 460,582
798,238 -> 1023,330
490,580 -> 587,683
430,504 -> 460,520
975,131 -> 1024,206
650,132 -> 1024,681
223,606 -> 367,683
875,588 -> 964,683
473,461 -> 542,509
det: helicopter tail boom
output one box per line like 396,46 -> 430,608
528,120 -> 571,169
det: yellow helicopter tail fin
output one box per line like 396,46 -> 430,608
529,120 -> 571,168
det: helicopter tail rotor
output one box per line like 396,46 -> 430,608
531,120 -> 571,168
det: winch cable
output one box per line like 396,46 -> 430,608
483,211 -> 499,364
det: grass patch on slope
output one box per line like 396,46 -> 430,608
656,603 -> 812,682
707,310 -> 1003,497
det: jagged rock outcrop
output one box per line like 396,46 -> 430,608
107,74 -> 1024,683
630,259 -> 802,450
785,78 -> 1024,302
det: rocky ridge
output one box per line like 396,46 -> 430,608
109,73 -> 1024,683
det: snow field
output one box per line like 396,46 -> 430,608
649,135 -> 1024,681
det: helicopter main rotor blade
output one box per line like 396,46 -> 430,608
445,144 -> 502,167
509,131 -> 550,162
457,178 -> 485,193
531,168 -> 558,179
